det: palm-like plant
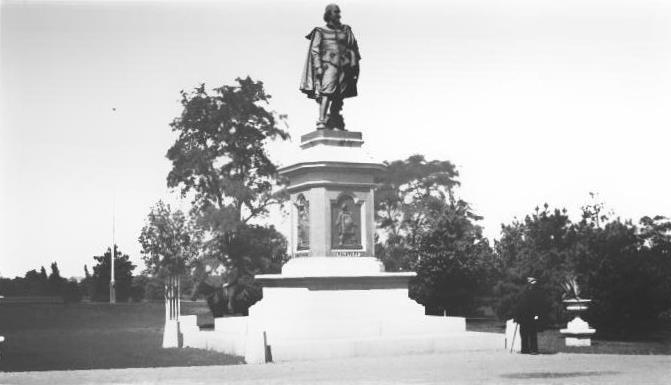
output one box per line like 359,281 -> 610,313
561,275 -> 581,301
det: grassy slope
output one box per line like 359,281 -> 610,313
0,302 -> 242,372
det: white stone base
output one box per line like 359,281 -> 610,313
162,319 -> 180,348
243,271 -> 501,363
560,316 -> 596,347
564,336 -> 592,347
182,257 -> 503,363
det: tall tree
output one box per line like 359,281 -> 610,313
47,262 -> 65,295
166,77 -> 289,313
374,155 -> 495,314
90,246 -> 135,302
375,155 -> 460,241
167,77 -> 289,223
375,155 -> 460,272
494,204 -> 576,322
409,198 -> 496,315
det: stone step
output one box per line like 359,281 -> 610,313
265,332 -> 504,363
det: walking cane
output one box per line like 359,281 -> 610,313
510,322 -> 518,353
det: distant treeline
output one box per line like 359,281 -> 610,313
0,249 -> 194,303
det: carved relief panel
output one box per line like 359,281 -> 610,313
331,193 -> 362,249
295,194 -> 310,251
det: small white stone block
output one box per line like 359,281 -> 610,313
180,315 -> 198,330
505,319 -> 521,353
565,336 -> 592,346
162,319 -> 180,348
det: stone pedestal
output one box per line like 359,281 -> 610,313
181,130 -> 502,362
560,299 -> 596,347
560,316 -> 596,346
238,130 -> 502,363
281,130 -> 382,259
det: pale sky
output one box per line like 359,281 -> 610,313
1,0 -> 670,278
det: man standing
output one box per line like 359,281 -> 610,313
514,277 -> 545,354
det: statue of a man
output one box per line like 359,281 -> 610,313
335,203 -> 356,246
300,4 -> 361,130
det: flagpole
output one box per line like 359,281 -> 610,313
110,106 -> 117,304
110,193 -> 116,304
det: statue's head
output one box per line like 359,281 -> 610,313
323,4 -> 341,24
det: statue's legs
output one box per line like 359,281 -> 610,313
317,96 -> 330,129
327,98 -> 345,130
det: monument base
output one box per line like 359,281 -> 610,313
181,264 -> 504,363
238,258 -> 501,363
560,316 -> 596,347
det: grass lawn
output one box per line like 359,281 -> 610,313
0,302 -> 243,372
467,318 -> 671,355
2,303 -> 670,372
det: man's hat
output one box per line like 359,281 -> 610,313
527,277 -> 538,284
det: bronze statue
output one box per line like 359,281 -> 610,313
300,4 -> 361,130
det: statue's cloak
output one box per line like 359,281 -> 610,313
299,25 -> 360,100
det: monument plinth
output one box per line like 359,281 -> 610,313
231,129 -> 500,364
277,129 -> 383,273
181,132 -> 502,363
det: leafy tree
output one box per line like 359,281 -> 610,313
409,199 -> 496,315
90,246 -> 135,302
374,155 -> 495,315
166,77 -> 289,313
573,213 -> 671,333
48,262 -> 64,294
494,205 -> 577,323
23,267 -> 48,295
375,155 -> 460,271
376,155 -> 459,240
139,201 -> 201,281
494,200 -> 671,334
166,77 -> 289,222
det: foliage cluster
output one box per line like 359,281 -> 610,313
85,246 -> 136,302
494,203 -> 671,333
375,155 -> 497,315
153,77 -> 290,314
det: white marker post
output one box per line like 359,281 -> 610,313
162,275 -> 181,348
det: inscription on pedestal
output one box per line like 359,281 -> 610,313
331,194 -> 362,249
333,250 -> 365,257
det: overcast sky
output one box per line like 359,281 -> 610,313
2,0 -> 670,278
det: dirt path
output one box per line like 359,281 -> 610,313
2,351 -> 671,385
